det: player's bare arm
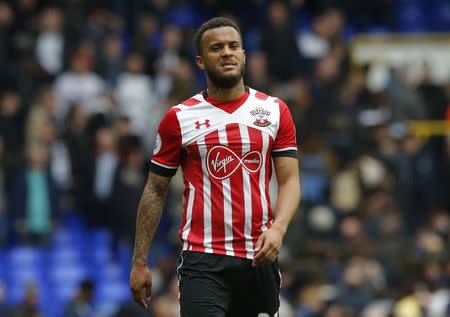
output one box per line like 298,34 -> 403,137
130,172 -> 171,308
253,156 -> 300,267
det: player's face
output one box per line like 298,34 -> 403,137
196,26 -> 246,89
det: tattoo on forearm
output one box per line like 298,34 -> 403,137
132,174 -> 170,264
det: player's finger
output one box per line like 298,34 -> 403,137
145,284 -> 152,305
131,289 -> 143,307
146,283 -> 152,297
139,287 -> 149,309
253,244 -> 269,266
254,234 -> 265,253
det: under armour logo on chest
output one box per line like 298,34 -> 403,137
195,120 -> 210,129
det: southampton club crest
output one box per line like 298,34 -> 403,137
250,107 -> 271,127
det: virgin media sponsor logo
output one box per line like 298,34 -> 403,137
206,145 -> 262,180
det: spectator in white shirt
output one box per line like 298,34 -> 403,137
53,49 -> 105,127
35,7 -> 64,76
115,52 -> 160,152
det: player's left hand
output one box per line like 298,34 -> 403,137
252,226 -> 284,267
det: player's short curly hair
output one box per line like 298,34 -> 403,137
194,17 -> 242,55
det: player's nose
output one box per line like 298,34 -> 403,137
221,45 -> 234,57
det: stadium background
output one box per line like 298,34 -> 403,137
0,0 -> 450,316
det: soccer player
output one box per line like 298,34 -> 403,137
130,17 -> 301,317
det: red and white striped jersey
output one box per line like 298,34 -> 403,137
150,87 -> 298,259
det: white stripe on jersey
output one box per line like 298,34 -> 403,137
181,182 -> 195,251
272,147 -> 298,152
150,160 -> 178,169
260,133 -> 270,232
198,137 -> 213,253
218,128 -> 234,257
239,124 -> 254,258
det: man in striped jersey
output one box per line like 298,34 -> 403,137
130,16 -> 301,317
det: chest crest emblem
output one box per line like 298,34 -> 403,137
250,107 -> 271,127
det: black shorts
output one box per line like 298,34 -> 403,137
177,251 -> 281,317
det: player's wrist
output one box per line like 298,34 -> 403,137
271,222 -> 287,237
132,256 -> 148,266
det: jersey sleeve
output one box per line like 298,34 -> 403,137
149,107 -> 182,177
272,99 -> 298,158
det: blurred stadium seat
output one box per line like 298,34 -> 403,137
395,1 -> 427,32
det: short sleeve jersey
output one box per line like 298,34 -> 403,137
150,87 -> 297,259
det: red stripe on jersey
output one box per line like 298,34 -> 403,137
204,130 -> 225,253
181,97 -> 201,106
248,127 -> 263,247
255,91 -> 269,100
226,123 -> 246,257
185,142 -> 205,252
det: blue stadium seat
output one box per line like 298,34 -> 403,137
395,1 -> 427,32
88,244 -> 113,267
86,228 -> 114,266
46,283 -> 79,317
51,227 -> 86,249
89,228 -> 112,248
95,280 -> 131,305
300,154 -> 329,203
92,280 -> 132,317
0,252 -> 5,281
60,212 -> 86,231
48,246 -> 84,267
427,0 -> 450,31
164,7 -> 198,27
117,243 -> 132,276
7,246 -> 45,269
365,26 -> 392,34
95,263 -> 127,283
244,28 -> 261,54
8,266 -> 45,285
48,264 -> 88,286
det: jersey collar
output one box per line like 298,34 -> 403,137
202,86 -> 250,114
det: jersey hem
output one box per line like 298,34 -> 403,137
181,245 -> 254,260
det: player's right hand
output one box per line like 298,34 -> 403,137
130,261 -> 152,309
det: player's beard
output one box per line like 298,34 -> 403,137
205,62 -> 245,89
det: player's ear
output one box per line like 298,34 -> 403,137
195,55 -> 205,70
242,49 -> 246,63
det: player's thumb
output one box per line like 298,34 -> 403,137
255,234 -> 265,252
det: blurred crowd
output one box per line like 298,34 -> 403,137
0,0 -> 450,316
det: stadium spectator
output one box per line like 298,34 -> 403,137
11,283 -> 41,317
13,143 -> 59,246
35,7 -> 64,77
62,279 -> 95,317
0,281 -> 12,316
0,90 -> 25,199
53,48 -> 105,125
297,7 -> 345,70
81,126 -> 118,229
110,135 -> 146,247
0,137 -> 6,246
115,51 -> 157,148
0,1 -> 16,91
261,0 -> 301,82
245,50 -> 271,93
97,34 -> 123,88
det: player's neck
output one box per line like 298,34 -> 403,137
206,82 -> 245,102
